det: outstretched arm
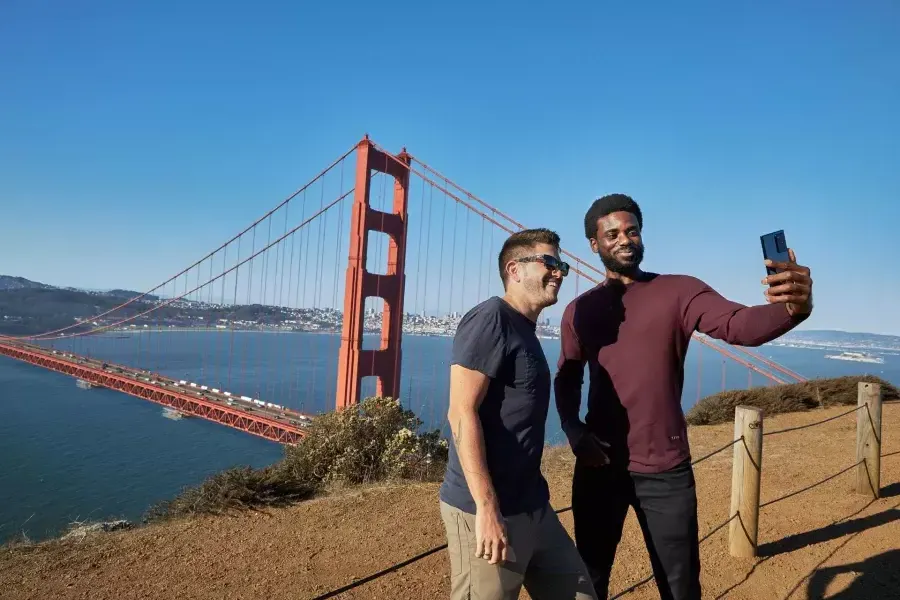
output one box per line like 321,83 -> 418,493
683,251 -> 813,346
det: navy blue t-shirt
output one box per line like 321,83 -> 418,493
439,296 -> 552,516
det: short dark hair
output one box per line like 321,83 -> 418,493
583,194 -> 643,239
498,228 -> 561,287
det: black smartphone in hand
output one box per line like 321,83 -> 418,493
760,230 -> 790,276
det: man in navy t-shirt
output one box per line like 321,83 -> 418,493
439,228 -> 597,600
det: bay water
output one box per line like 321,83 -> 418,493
1,331 -> 896,542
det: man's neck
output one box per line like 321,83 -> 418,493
604,268 -> 645,286
501,292 -> 541,323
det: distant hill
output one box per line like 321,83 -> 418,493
0,275 -> 162,336
0,275 -> 56,291
0,287 -> 151,336
102,289 -> 158,301
778,329 -> 900,351
784,329 -> 900,344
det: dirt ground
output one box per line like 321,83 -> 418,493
2,403 -> 898,600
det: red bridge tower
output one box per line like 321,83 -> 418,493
335,137 -> 410,409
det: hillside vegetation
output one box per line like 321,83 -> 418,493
0,276 -> 156,336
147,376 -> 896,526
685,375 -> 899,425
145,396 -> 448,522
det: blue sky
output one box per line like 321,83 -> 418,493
1,0 -> 898,334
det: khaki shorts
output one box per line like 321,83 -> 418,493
439,501 -> 597,600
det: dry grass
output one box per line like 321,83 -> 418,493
3,402 -> 898,600
685,375 -> 899,426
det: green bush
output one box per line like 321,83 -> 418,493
146,397 -> 448,522
685,375 -> 899,426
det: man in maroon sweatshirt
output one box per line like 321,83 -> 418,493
553,194 -> 813,600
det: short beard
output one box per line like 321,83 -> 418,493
523,275 -> 558,308
600,246 -> 643,276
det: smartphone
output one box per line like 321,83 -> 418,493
760,230 -> 790,276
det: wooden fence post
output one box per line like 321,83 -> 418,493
729,405 -> 763,558
856,382 -> 883,497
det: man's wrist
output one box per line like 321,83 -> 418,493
475,496 -> 500,512
786,302 -> 812,320
563,419 -> 588,450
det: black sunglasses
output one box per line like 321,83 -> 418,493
515,254 -> 570,276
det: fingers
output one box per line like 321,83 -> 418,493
766,279 -> 810,295
762,269 -> 811,287
475,520 -> 508,565
490,538 -> 504,565
765,282 -> 812,304
764,249 -> 810,277
486,533 -> 508,565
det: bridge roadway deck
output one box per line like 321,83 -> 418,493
0,339 -> 310,444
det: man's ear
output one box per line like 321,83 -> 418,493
505,259 -> 521,284
589,238 -> 600,254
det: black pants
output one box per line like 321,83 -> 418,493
571,459 -> 701,600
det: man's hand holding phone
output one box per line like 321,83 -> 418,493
763,248 -> 813,317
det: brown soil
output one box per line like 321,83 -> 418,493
2,403 -> 898,600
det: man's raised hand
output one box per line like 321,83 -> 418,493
763,248 -> 813,317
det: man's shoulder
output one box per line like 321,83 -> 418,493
561,283 -> 605,314
560,275 -> 709,321
456,297 -> 508,339
647,273 -> 710,294
460,296 -> 507,325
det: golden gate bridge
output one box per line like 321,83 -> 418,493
0,136 -> 807,443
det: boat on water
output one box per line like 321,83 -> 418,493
75,379 -> 94,390
824,351 -> 884,364
162,407 -> 191,420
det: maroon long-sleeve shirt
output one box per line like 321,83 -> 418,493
554,273 -> 807,473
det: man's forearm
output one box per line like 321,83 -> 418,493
715,303 -> 807,346
688,287 -> 809,347
449,408 -> 498,509
554,361 -> 585,447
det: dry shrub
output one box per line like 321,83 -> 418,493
144,466 -> 315,522
146,397 -> 448,522
278,396 -> 448,485
685,375 -> 899,426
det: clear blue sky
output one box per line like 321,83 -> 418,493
1,1 -> 898,334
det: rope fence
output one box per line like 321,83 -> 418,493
763,405 -> 862,436
310,382 -> 888,599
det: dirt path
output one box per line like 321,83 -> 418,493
2,403 -> 898,599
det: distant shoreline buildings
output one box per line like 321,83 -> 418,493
97,300 -> 562,340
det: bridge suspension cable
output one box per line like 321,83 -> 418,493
1,135 -> 805,441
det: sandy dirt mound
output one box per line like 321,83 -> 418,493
2,403 -> 898,599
